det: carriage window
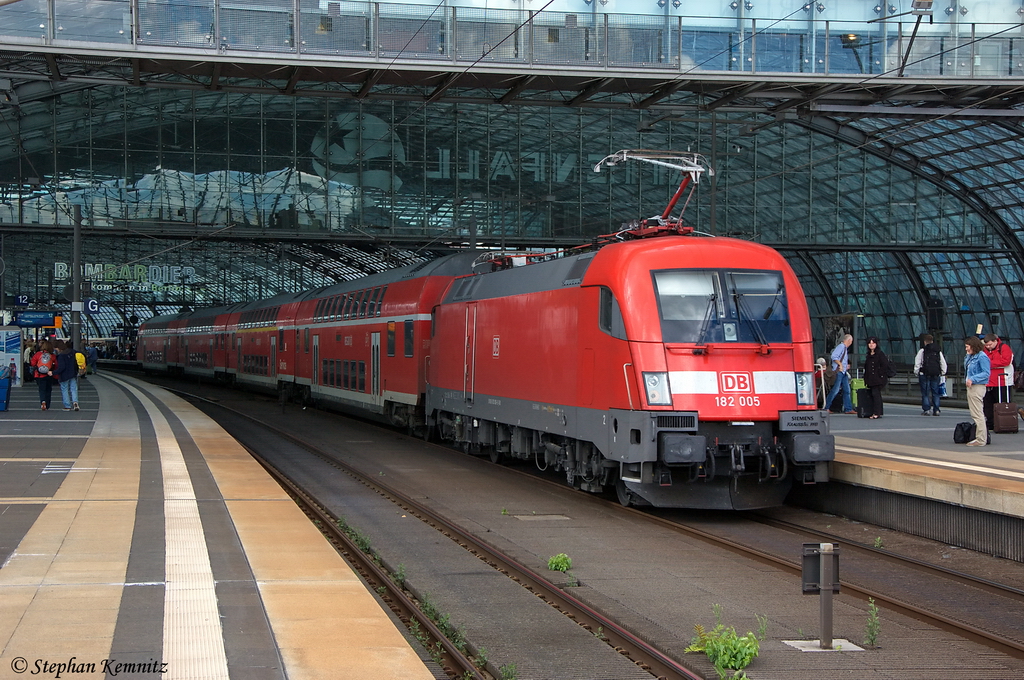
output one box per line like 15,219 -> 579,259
404,320 -> 414,358
349,291 -> 364,319
368,287 -> 382,317
358,361 -> 366,392
359,290 -> 370,318
387,322 -> 396,357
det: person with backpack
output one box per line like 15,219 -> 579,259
30,340 -> 56,410
55,343 -> 81,411
914,334 -> 947,416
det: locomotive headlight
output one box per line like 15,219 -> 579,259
643,372 -> 673,406
795,372 -> 815,405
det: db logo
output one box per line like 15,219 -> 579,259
720,372 -> 752,393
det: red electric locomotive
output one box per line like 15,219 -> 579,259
138,150 -> 834,510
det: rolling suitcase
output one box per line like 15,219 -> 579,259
857,389 -> 873,418
993,385 -> 1019,434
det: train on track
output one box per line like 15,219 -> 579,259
138,151 -> 834,509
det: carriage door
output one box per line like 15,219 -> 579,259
463,303 -> 477,403
312,335 -> 320,388
370,332 -> 382,408
270,335 -> 277,378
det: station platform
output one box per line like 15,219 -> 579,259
0,374 -> 436,680
825,402 -> 1024,517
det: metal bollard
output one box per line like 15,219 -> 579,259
819,543 -> 834,649
801,542 -> 840,650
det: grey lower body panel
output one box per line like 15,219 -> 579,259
426,386 -> 833,510
622,475 -> 794,510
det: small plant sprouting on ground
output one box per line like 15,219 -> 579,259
684,605 -> 760,680
865,597 -> 881,647
501,507 -> 509,515
418,593 -> 468,655
498,662 -> 518,680
593,626 -> 606,640
474,647 -> 488,668
335,517 -> 374,554
755,614 -> 769,641
547,553 -> 572,572
392,563 -> 407,589
874,536 -> 884,549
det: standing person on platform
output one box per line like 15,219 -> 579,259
824,334 -> 856,414
54,344 -> 80,412
30,340 -> 55,410
914,334 -> 947,416
982,332 -> 1014,440
964,336 -> 991,447
22,341 -> 35,384
862,336 -> 893,419
85,344 -> 98,375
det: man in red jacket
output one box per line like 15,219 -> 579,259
983,333 -> 1014,438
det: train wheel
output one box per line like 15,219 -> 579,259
488,446 -> 506,465
615,480 -> 633,508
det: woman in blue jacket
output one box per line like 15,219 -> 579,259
964,336 -> 991,446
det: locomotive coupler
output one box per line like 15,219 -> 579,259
729,443 -> 746,473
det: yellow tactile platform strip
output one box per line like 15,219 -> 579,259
117,381 -> 230,680
835,437 -> 1024,518
127,378 -> 434,680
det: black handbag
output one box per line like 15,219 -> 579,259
953,421 -> 976,444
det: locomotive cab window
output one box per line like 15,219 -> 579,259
598,287 -> 627,340
652,269 -> 791,344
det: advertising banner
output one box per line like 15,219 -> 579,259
0,326 -> 23,388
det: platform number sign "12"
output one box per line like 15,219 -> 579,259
14,295 -> 29,307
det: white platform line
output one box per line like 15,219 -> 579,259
838,445 -> 1024,482
111,377 -> 230,680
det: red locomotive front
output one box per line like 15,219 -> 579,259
425,235 -> 833,510
425,150 -> 833,510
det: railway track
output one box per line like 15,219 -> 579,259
173,388 -> 703,680
145,376 -> 1024,676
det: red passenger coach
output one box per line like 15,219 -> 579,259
138,253 -> 482,425
138,150 -> 834,510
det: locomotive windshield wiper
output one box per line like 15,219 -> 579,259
763,283 -> 784,321
695,294 -> 717,347
734,293 -> 769,348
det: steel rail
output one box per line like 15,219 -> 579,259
170,388 -> 704,680
510,464 -> 1024,660
145,376 -> 1024,666
606,500 -> 1024,660
239,441 -> 486,680
752,514 -> 1024,602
